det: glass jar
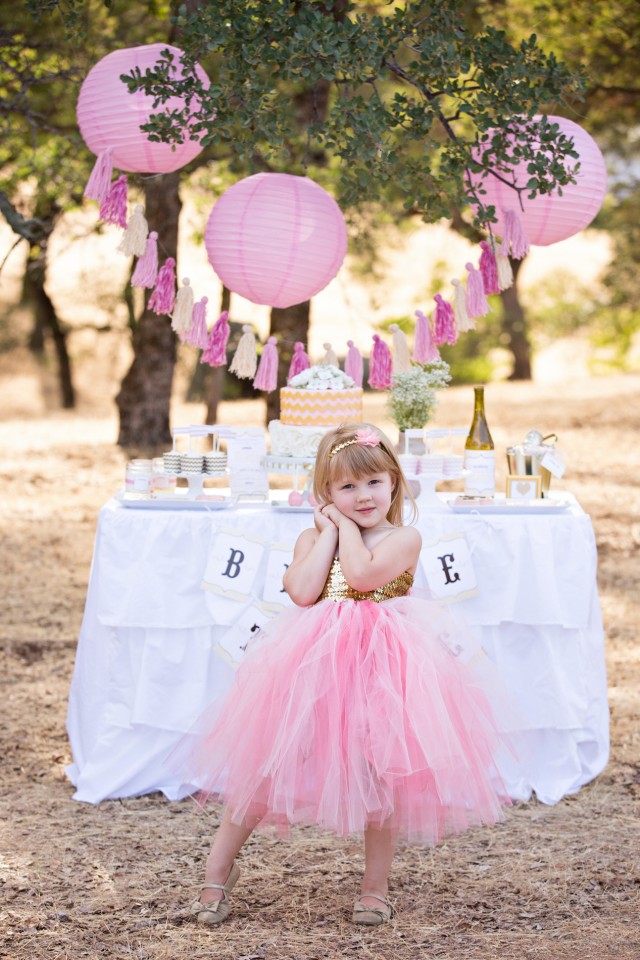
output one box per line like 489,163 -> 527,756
125,459 -> 152,494
151,457 -> 177,493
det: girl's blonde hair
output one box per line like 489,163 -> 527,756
313,422 -> 417,526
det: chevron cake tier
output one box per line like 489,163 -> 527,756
278,364 -> 364,429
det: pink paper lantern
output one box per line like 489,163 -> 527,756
77,44 -> 209,173
205,173 -> 348,308
471,116 -> 607,246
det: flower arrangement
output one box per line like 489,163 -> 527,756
289,363 -> 355,390
387,359 -> 451,431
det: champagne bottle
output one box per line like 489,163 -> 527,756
463,386 -> 495,496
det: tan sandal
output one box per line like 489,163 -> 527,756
352,893 -> 393,926
190,861 -> 240,926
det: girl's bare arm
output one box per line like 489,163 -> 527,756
282,516 -> 338,606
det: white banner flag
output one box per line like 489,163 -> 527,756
217,604 -> 275,664
419,532 -> 477,602
202,528 -> 265,608
262,544 -> 295,607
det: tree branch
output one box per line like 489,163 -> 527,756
0,190 -> 54,245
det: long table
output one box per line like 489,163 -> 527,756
66,493 -> 609,805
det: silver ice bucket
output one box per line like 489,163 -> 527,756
506,430 -> 558,497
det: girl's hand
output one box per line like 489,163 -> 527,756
319,502 -> 351,528
314,504 -> 337,533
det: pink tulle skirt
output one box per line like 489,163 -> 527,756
173,596 -> 514,845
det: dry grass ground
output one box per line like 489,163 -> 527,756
1,359 -> 639,960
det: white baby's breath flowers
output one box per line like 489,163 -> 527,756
388,359 -> 451,430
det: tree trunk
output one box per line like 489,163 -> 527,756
116,171 -> 182,451
203,286 -> 231,423
266,300 -> 311,422
499,257 -> 531,380
24,245 -> 75,408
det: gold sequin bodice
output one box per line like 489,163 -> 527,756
316,558 -> 413,604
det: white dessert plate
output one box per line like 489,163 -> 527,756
448,497 -> 570,515
116,491 -> 234,510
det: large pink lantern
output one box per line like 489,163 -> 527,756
471,116 -> 607,247
205,173 -> 348,308
77,43 -> 209,174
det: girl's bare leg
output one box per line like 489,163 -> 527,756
199,808 -> 262,904
359,823 -> 397,906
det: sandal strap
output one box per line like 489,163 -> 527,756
355,894 -> 390,908
201,882 -> 227,891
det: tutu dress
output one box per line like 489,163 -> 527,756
175,558 -> 513,845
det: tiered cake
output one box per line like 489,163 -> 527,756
269,364 -> 363,457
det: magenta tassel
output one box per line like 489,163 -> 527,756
412,310 -> 440,363
465,263 -> 490,319
148,257 -> 176,315
253,336 -> 279,392
499,209 -> 530,260
479,241 -> 500,295
344,340 -> 363,386
187,296 -> 209,349
99,174 -> 128,228
84,149 -> 113,204
368,334 -> 392,390
432,294 -> 458,345
131,231 -> 158,289
288,341 -> 310,380
201,310 -> 230,367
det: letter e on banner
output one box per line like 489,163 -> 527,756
420,533 -> 477,601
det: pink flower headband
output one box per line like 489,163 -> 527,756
328,428 -> 381,459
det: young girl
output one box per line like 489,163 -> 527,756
179,423 -> 512,927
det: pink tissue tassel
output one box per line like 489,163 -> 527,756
253,336 -> 279,392
288,341 -> 310,380
148,257 -> 176,316
201,310 -> 230,367
131,231 -> 159,289
344,340 -> 363,386
412,310 -> 440,363
465,263 -> 490,319
451,279 -> 474,332
499,208 -> 530,260
99,174 -> 128,229
432,294 -> 458,345
479,240 -> 500,295
187,296 -> 210,349
368,334 -> 392,390
84,148 -> 113,204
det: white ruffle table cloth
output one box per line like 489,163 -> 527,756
66,494 -> 609,805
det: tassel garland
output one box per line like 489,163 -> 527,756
171,278 -> 194,338
479,241 -> 499,295
201,310 -> 230,367
432,294 -> 458,345
412,310 -> 440,363
131,231 -> 159,289
322,342 -> 338,367
253,336 -> 279,392
99,174 -> 128,229
465,263 -> 490,319
186,296 -> 209,349
117,204 -> 149,257
148,257 -> 176,316
451,279 -> 474,332
344,340 -> 363,386
288,342 -> 311,380
499,208 -> 530,260
368,334 -> 392,390
389,324 -> 412,372
496,254 -> 514,291
229,325 -> 258,379
84,148 -> 113,204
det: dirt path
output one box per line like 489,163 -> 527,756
1,374 -> 639,959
